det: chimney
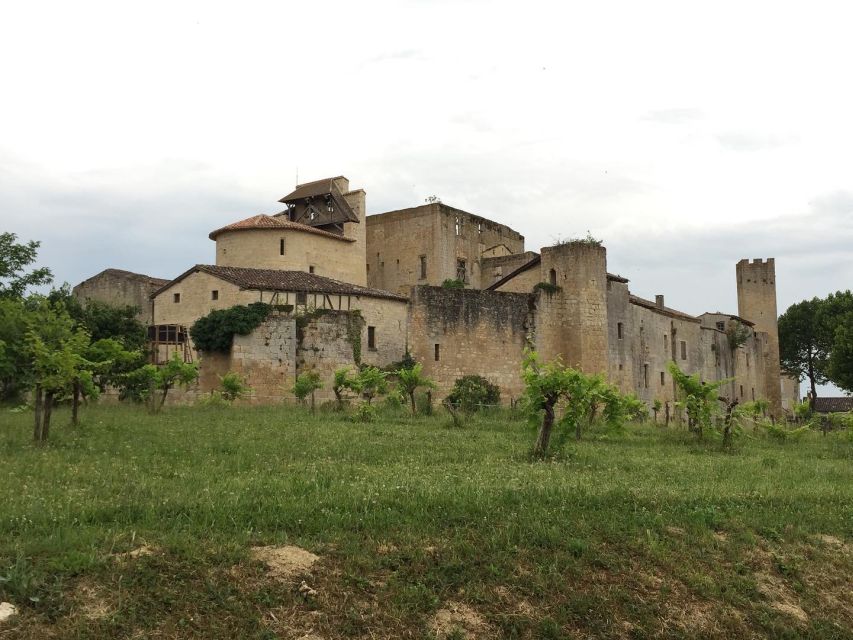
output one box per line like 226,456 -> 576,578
655,295 -> 665,309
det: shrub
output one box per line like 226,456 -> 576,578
196,391 -> 231,408
446,375 -> 500,412
352,402 -> 377,423
292,371 -> 323,413
441,279 -> 465,289
190,303 -> 272,353
220,372 -> 251,402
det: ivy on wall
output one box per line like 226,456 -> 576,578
190,303 -> 273,353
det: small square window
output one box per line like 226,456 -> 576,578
173,293 -> 181,303
211,290 -> 219,301
367,326 -> 376,349
296,291 -> 307,305
309,265 -> 315,274
716,321 -> 725,331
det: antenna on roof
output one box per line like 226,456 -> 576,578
295,167 -> 299,187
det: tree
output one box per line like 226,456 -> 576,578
127,353 -> 199,413
779,298 -> 828,406
0,232 -> 53,299
220,372 -> 251,402
0,298 -> 32,400
668,361 -> 727,441
396,363 -> 436,415
332,367 -> 361,410
357,366 -> 388,405
292,370 -> 323,413
446,375 -> 501,412
829,313 -> 853,394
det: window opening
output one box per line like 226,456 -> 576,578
211,290 -> 219,301
173,293 -> 180,303
368,326 -> 376,349
434,344 -> 440,361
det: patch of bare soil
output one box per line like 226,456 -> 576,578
815,534 -> 848,551
115,544 -> 157,560
429,601 -> 491,639
251,545 -> 320,581
756,572 -> 808,624
77,584 -> 111,620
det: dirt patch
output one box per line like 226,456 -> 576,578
115,544 -> 156,560
430,601 -> 490,639
376,542 -> 397,555
77,584 -> 111,620
251,545 -> 319,581
756,572 -> 808,624
665,526 -> 686,537
0,602 -> 17,623
815,534 -> 847,550
713,531 -> 728,542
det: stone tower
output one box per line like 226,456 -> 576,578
736,258 -> 782,416
535,242 -> 609,374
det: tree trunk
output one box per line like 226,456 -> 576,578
41,392 -> 54,442
665,402 -> 670,426
33,384 -> 43,442
807,356 -> 817,409
533,399 -> 556,457
720,397 -> 738,449
409,392 -> 416,415
310,391 -> 316,415
652,409 -> 658,424
72,379 -> 81,427
158,384 -> 170,412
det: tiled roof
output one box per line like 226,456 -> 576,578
208,215 -> 355,242
78,268 -> 170,287
629,295 -> 700,323
151,265 -> 407,302
813,397 -> 853,413
279,177 -> 347,202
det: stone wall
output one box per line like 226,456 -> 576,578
73,269 -> 168,324
408,286 -> 533,403
366,203 -> 525,294
215,227 -> 366,285
297,310 -> 362,403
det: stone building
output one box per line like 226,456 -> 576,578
72,268 -> 169,324
75,174 -> 796,415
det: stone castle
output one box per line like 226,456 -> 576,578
73,175 -> 799,415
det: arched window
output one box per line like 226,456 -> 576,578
549,268 -> 557,286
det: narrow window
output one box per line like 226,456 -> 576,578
549,268 -> 557,286
296,291 -> 307,305
455,217 -> 461,236
173,293 -> 180,303
751,388 -> 755,400
309,265 -> 315,274
368,326 -> 376,349
680,340 -> 687,360
746,353 -> 750,368
280,238 -> 285,255
663,334 -> 668,350
740,385 -> 744,398
617,322 -> 623,339
211,290 -> 219,301
434,344 -> 440,361
419,255 -> 427,279
660,371 -> 665,386
618,363 -> 623,371
643,364 -> 649,389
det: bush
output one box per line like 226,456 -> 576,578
446,375 -> 500,412
220,372 -> 251,402
196,391 -> 231,408
441,279 -> 465,289
190,303 -> 272,353
352,402 -> 377,423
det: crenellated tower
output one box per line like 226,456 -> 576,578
736,258 -> 782,416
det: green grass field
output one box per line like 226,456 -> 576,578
0,404 -> 851,639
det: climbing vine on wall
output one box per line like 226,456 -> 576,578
345,311 -> 363,365
190,303 -> 272,353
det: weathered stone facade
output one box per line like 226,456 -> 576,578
73,269 -> 168,324
75,173 -> 790,415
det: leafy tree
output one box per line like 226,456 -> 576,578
829,313 -> 853,394
446,374 -> 500,412
396,363 -> 436,415
332,367 -> 361,409
357,366 -> 388,405
652,399 -> 662,423
0,232 -> 53,299
48,284 -> 148,351
0,298 -> 32,400
292,370 -> 323,413
667,362 -> 727,441
127,353 -> 199,413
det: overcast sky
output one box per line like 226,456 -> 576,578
2,1 -> 851,390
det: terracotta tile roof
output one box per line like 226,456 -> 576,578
629,295 -> 700,323
208,214 -> 355,242
813,397 -> 853,413
151,265 -> 407,302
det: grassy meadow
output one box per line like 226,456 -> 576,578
0,403 -> 851,639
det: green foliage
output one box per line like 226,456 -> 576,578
0,232 -> 53,299
190,303 -> 272,353
668,361 -> 727,440
48,284 -> 147,351
555,231 -> 602,247
446,374 -> 501,412
196,390 -> 232,408
220,372 -> 251,402
292,370 -> 323,403
0,297 -> 32,399
441,278 -> 465,289
386,351 -> 416,372
396,362 -> 436,415
793,400 -> 813,421
828,311 -> 853,393
332,367 -> 361,408
128,353 -> 199,413
725,320 -> 750,352
352,401 -> 377,423
522,351 -> 626,457
622,393 -> 649,422
758,420 -> 811,443
345,312 -> 363,365
533,282 -> 561,294
357,366 -> 388,404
